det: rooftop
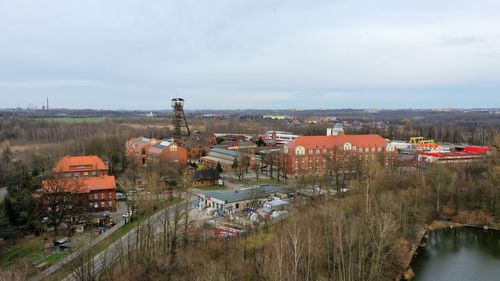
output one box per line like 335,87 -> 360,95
43,175 -> 116,193
54,155 -> 108,173
196,185 -> 289,203
288,132 -> 388,149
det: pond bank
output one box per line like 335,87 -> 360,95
398,221 -> 500,281
410,226 -> 500,281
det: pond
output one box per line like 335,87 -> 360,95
411,227 -> 500,281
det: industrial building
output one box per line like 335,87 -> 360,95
195,185 -> 291,214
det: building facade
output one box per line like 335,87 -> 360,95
146,141 -> 188,167
126,137 -> 188,167
284,132 -> 398,178
42,155 -> 117,213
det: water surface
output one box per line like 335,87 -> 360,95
412,227 -> 500,281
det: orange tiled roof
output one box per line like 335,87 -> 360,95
335,133 -> 388,147
43,175 -> 116,194
54,156 -> 108,173
288,132 -> 388,149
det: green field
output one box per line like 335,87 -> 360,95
33,251 -> 69,267
0,236 -> 45,268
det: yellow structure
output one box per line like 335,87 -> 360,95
409,137 -> 424,145
410,137 -> 438,150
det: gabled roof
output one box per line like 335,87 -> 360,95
184,138 -> 211,148
54,156 -> 108,173
148,144 -> 169,155
192,168 -> 220,182
43,175 -> 116,193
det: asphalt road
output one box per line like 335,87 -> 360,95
63,198 -> 197,281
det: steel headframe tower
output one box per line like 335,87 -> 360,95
171,97 -> 190,144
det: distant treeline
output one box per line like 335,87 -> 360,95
0,118 -> 171,145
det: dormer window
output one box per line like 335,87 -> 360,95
343,143 -> 352,151
295,146 -> 305,156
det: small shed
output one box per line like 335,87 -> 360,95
192,168 -> 221,187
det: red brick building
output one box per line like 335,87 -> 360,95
126,137 -> 160,165
284,132 -> 398,178
42,156 -> 117,213
184,137 -> 212,160
126,137 -> 188,167
146,141 -> 188,167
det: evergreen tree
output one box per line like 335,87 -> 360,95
216,162 -> 223,173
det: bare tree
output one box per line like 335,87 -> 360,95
42,175 -> 86,235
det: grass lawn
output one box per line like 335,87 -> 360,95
33,251 -> 69,267
87,220 -> 139,257
0,235 -> 45,268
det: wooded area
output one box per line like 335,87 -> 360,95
0,115 -> 499,281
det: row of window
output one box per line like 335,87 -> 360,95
89,192 -> 114,200
89,201 -> 114,209
296,146 -> 386,156
294,154 -> 385,166
64,171 -> 103,177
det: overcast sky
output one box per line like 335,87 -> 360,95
1,0 -> 499,110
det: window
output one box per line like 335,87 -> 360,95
83,172 -> 89,176
108,192 -> 112,198
323,148 -> 327,154
378,147 -> 382,152
365,147 -> 369,153
101,193 -> 105,199
89,203 -> 93,209
73,172 -> 79,177
101,202 -> 105,208
108,201 -> 112,207
316,149 -> 320,154
94,202 -> 98,208
92,171 -> 97,176
309,149 -> 313,155
170,145 -> 178,152
371,147 -> 375,152
235,203 -> 240,209
359,148 -> 363,153
94,194 -> 98,200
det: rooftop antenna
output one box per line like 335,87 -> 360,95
46,97 -> 49,110
171,97 -> 190,144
